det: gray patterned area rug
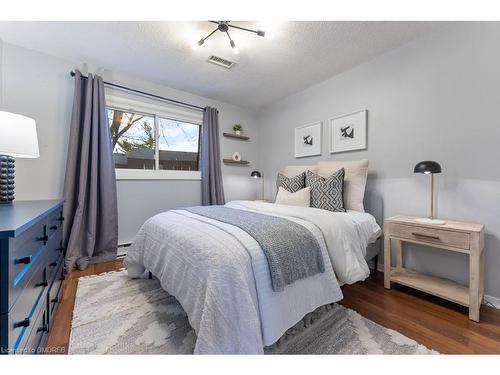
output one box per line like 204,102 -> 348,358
69,269 -> 437,354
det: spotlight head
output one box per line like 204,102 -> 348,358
192,38 -> 204,50
230,40 -> 239,54
257,30 -> 265,37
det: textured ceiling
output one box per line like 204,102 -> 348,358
0,21 -> 443,109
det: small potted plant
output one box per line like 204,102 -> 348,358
233,124 -> 242,136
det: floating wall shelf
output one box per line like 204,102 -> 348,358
223,158 -> 250,165
223,132 -> 250,141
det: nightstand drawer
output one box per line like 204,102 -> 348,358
390,223 -> 470,250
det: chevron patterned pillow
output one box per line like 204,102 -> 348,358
276,172 -> 306,193
305,169 -> 346,212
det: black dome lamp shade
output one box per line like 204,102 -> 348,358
414,161 -> 442,174
413,160 -> 445,225
250,171 -> 265,201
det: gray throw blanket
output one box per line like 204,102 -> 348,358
184,206 -> 324,291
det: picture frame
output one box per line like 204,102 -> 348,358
294,121 -> 322,158
329,110 -> 367,154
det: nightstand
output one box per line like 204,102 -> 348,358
384,215 -> 485,322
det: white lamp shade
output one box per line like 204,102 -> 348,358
0,111 -> 39,158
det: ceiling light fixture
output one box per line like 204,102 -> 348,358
193,21 -> 265,53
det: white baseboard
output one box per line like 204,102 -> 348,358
483,295 -> 500,309
372,263 -> 500,310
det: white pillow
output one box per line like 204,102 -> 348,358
274,186 -> 310,207
316,159 -> 369,212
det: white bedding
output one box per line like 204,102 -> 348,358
124,200 -> 381,354
229,201 -> 381,285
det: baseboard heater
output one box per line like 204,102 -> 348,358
117,243 -> 152,279
117,242 -> 132,257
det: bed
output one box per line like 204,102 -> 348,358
125,162 -> 382,354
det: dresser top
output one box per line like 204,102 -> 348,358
385,215 -> 484,233
0,200 -> 64,238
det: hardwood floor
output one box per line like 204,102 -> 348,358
341,272 -> 500,354
45,259 -> 500,354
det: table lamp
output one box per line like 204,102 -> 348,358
0,111 -> 39,204
413,160 -> 445,225
251,170 -> 265,201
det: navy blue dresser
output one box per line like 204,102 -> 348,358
0,200 -> 64,354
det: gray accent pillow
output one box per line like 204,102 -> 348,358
277,172 -> 306,193
305,169 -> 346,212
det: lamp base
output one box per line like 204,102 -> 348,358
415,217 -> 446,225
0,155 -> 15,204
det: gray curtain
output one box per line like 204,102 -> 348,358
63,70 -> 118,272
201,106 -> 225,205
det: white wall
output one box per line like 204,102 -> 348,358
258,23 -> 500,300
1,43 -> 74,201
0,43 -> 261,244
0,38 -> 3,106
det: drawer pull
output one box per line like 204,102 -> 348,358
56,247 -> 64,252
51,297 -> 59,304
49,261 -> 58,267
412,232 -> 440,240
57,216 -> 64,222
35,280 -> 48,287
50,225 -> 58,230
37,324 -> 48,333
37,235 -> 49,243
13,318 -> 30,328
14,255 -> 31,265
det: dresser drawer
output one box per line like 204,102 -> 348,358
47,260 -> 64,329
8,227 -> 63,348
46,231 -> 63,283
7,264 -> 49,352
9,227 -> 63,311
22,301 -> 48,354
10,218 -> 47,259
46,208 -> 64,242
390,223 -> 470,250
8,222 -> 48,311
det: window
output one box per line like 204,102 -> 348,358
158,118 -> 201,171
106,95 -> 202,180
108,108 -> 156,170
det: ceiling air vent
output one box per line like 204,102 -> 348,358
207,55 -> 235,69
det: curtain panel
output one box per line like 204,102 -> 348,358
201,106 -> 225,205
63,69 -> 118,272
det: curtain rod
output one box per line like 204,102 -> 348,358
70,71 -> 205,112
